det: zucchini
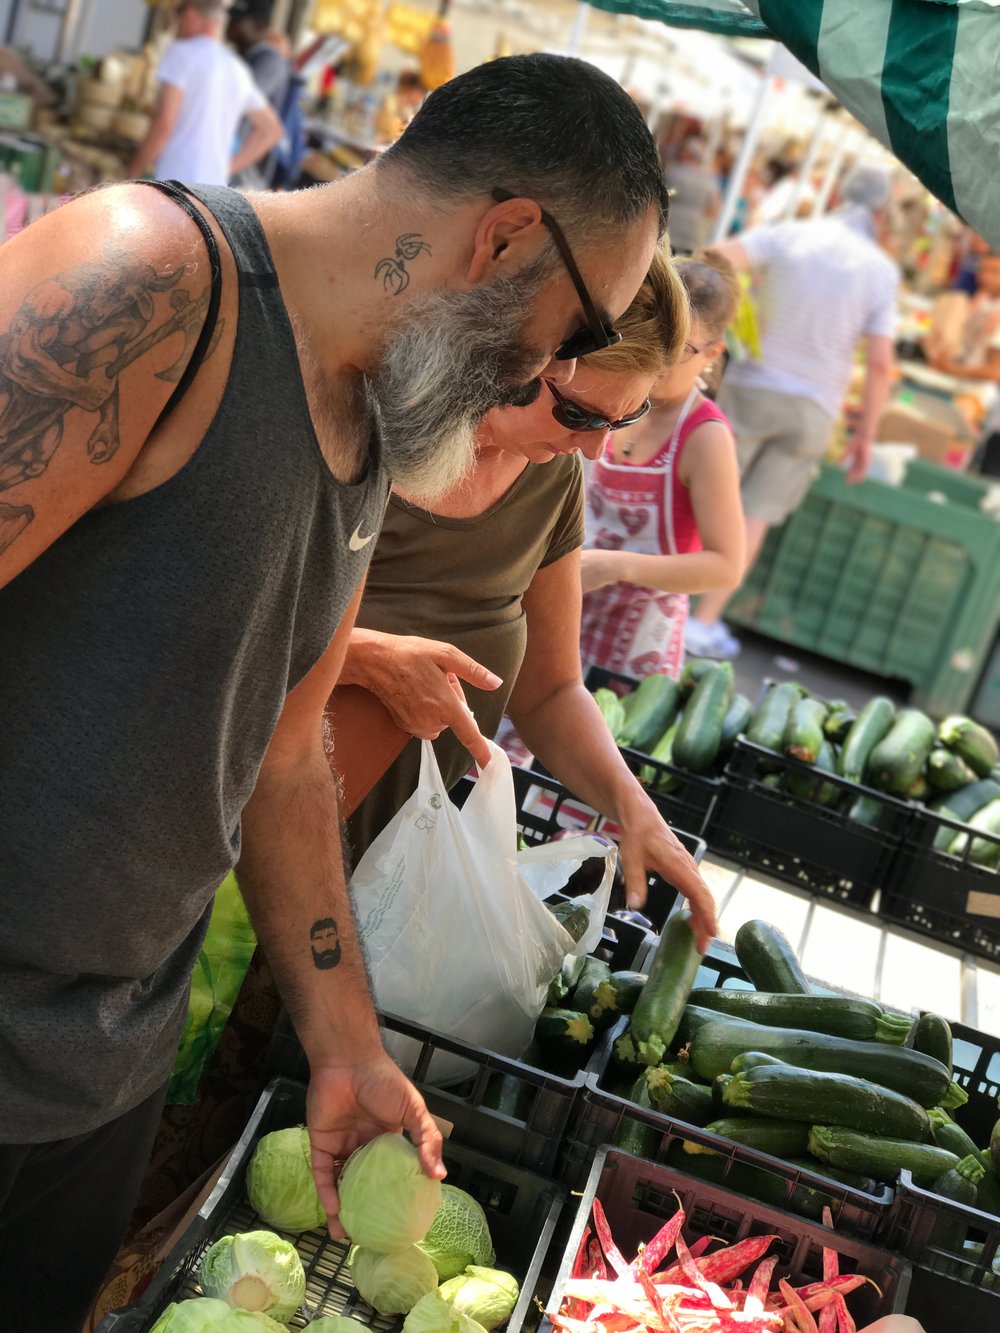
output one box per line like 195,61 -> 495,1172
672,662 -> 733,773
638,715 -> 681,791
784,1156 -> 880,1195
718,692 -> 753,762
534,1007 -> 595,1055
783,697 -> 828,764
688,1017 -> 952,1107
569,957 -> 614,1020
813,739 -> 841,806
734,919 -> 810,995
593,687 -> 627,741
723,1063 -> 931,1140
644,1066 -> 715,1126
614,1073 -> 660,1157
824,707 -> 857,743
808,1125 -> 959,1186
907,773 -> 931,803
866,708 -> 936,796
848,794 -> 885,828
939,715 -> 1000,778
711,1074 -> 731,1110
628,909 -> 702,1066
926,747 -> 979,792
838,696 -> 895,783
953,797 -> 1000,867
911,1012 -> 953,1075
686,989 -> 913,1044
618,673 -> 682,753
547,899 -> 591,944
674,1003 -> 730,1050
976,1153 -> 1000,1218
930,1155 -> 985,1252
686,1116 -> 811,1159
730,1050 -> 785,1073
747,681 -> 802,754
602,970 -> 647,1017
483,1072 -> 533,1120
930,778 -> 1000,849
680,657 -> 717,695
928,1108 -> 987,1170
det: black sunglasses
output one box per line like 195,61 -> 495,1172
546,379 -> 650,433
492,188 -> 622,361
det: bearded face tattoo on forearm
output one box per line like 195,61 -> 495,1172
310,917 -> 342,970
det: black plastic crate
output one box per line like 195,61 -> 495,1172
883,1169 -> 999,1320
951,1019 -> 1000,1148
905,1263 -> 1000,1331
708,738 -> 911,908
880,803 -> 1000,962
541,1147 -> 909,1330
583,665 -> 722,837
99,1077 -> 564,1333
266,1000 -> 616,1180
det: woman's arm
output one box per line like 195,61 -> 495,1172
506,549 -> 717,952
580,420 -> 745,595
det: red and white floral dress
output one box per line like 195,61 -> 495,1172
580,390 -> 729,680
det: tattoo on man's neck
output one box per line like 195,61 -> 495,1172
310,916 -> 342,971
374,233 -> 431,295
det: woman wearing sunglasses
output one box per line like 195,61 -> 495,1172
579,255 -> 745,680
335,246 -> 718,947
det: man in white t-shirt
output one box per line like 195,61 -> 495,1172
685,165 -> 899,658
129,0 -> 282,186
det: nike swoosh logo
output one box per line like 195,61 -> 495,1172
349,523 -> 377,552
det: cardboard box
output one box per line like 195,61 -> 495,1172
877,403 -> 972,468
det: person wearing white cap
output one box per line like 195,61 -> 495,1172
685,163 -> 900,660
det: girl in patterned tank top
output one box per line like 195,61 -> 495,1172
579,254 -> 745,679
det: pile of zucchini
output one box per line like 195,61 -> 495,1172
593,659 -> 748,785
593,669 -> 1000,867
606,916 -> 1000,1237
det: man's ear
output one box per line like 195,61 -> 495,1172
465,195 -> 544,284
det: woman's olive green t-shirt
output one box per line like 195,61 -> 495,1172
348,452 -> 585,861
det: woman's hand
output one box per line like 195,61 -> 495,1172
580,548 -> 629,594
344,630 -> 501,769
616,788 -> 718,953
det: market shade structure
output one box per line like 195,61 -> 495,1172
585,0 -> 1000,248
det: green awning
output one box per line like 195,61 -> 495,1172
586,0 -> 1000,247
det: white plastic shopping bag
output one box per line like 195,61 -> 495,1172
352,739 -> 616,1083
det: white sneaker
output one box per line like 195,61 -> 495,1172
683,618 -> 742,659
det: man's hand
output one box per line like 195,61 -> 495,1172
307,1053 -> 446,1239
841,435 -> 872,485
345,631 -> 501,769
616,791 -> 718,953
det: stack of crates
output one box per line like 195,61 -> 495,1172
725,463 -> 1000,717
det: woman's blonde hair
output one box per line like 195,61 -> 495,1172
583,243 -> 690,376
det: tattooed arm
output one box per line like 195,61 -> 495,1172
236,585 -> 445,1231
0,184 -> 212,584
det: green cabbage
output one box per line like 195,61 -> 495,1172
349,1243 -> 438,1314
306,1320 -> 366,1331
416,1185 -> 496,1281
338,1134 -> 442,1252
200,1230 -> 306,1324
402,1292 -> 488,1333
438,1266 -> 519,1329
245,1127 -> 326,1232
150,1298 -> 285,1330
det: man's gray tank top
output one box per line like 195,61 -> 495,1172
0,185 -> 388,1142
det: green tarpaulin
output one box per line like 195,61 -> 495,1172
586,0 -> 1000,246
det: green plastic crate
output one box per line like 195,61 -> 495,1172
726,464 -> 1000,716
